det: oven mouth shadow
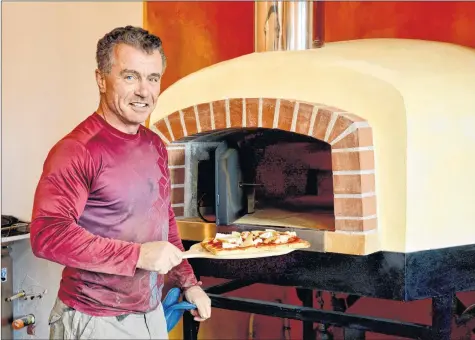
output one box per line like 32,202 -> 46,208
183,128 -> 335,232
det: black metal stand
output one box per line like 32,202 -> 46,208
182,281 -> 474,340
181,242 -> 475,340
296,288 -> 315,340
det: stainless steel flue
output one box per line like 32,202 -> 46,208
254,1 -> 324,52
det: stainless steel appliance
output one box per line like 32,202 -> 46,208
2,215 -> 31,339
2,246 -> 13,340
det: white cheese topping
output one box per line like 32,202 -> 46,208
275,235 -> 290,244
214,232 -> 243,245
259,231 -> 273,239
253,238 -> 263,245
222,242 -> 239,249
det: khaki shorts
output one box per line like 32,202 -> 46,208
48,298 -> 169,340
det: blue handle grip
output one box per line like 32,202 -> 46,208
162,288 -> 197,333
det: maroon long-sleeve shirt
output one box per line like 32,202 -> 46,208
30,112 -> 198,317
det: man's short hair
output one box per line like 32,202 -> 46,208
96,25 -> 166,74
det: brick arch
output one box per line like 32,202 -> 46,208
152,98 -> 377,233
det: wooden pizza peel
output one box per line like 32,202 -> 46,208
182,243 -> 294,260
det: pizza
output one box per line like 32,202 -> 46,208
200,229 -> 310,255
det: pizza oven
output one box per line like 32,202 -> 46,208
151,39 -> 475,258
156,97 -> 378,255
149,1 -> 382,256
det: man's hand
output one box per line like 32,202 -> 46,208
136,241 -> 183,274
184,286 -> 211,321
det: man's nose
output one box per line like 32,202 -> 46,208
135,79 -> 150,98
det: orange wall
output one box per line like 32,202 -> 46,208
144,1 -> 254,93
145,2 -> 475,339
325,1 -> 475,47
145,1 -> 475,95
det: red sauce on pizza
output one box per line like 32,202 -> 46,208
207,235 -> 301,250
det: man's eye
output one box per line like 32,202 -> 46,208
150,77 -> 160,83
125,75 -> 135,81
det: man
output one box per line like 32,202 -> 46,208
30,26 -> 211,339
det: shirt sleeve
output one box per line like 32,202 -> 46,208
167,203 -> 200,289
30,139 -> 141,277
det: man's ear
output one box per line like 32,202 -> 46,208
95,69 -> 106,94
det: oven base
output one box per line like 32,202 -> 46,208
181,242 -> 475,339
182,241 -> 475,301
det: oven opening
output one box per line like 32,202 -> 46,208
185,128 -> 335,231
196,152 -> 216,223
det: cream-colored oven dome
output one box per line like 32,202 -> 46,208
151,38 -> 475,253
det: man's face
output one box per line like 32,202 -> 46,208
97,43 -> 163,127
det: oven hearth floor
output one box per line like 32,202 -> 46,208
177,214 -> 380,255
233,207 -> 335,231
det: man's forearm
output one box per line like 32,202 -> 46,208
31,216 -> 141,276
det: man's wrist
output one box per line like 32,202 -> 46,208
183,280 -> 202,292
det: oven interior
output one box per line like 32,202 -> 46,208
185,128 -> 335,231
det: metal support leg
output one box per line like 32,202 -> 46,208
183,274 -> 201,340
431,293 -> 454,340
296,288 -> 315,340
183,311 -> 199,340
331,294 -> 365,340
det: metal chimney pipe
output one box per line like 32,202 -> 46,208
254,1 -> 324,52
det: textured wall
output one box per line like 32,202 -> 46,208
145,0 -> 475,97
324,1 -> 475,48
144,1 -> 254,93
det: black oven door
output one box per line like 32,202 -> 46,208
214,141 -> 244,225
